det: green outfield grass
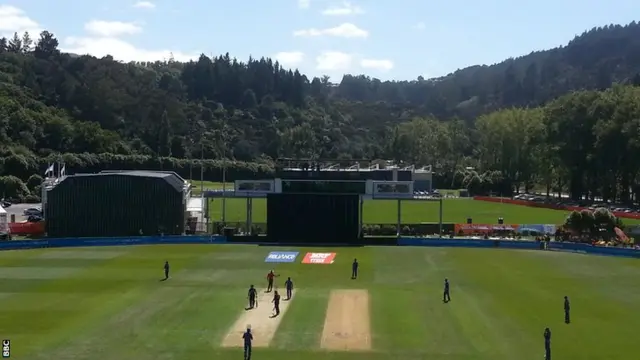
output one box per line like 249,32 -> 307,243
0,245 -> 637,360
207,197 -> 640,225
190,181 -> 640,225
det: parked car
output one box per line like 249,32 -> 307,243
0,199 -> 10,208
23,208 -> 42,216
27,215 -> 44,222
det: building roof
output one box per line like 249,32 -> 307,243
62,171 -> 186,192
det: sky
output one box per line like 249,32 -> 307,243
1,0 -> 639,81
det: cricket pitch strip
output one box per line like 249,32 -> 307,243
221,289 -> 295,347
321,289 -> 371,351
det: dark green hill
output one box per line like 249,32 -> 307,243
3,23 -> 640,202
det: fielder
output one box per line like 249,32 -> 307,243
443,278 -> 451,303
242,326 -> 253,360
544,327 -> 552,360
351,258 -> 359,279
163,260 -> 170,280
284,277 -> 294,300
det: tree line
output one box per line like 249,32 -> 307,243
3,23 -> 640,202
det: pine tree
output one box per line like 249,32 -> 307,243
21,31 -> 33,53
6,32 -> 22,52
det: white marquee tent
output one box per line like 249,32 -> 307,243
0,206 -> 7,234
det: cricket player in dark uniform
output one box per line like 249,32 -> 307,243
544,327 -> 551,360
443,278 -> 451,302
248,285 -> 258,309
272,290 -> 281,316
564,296 -> 570,324
242,326 -> 253,360
266,270 -> 277,292
351,258 -> 359,279
285,277 -> 293,300
163,261 -> 170,280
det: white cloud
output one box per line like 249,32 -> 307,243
360,58 -> 394,72
0,5 -> 41,36
315,52 -> 394,73
0,6 -> 198,63
274,51 -> 304,67
321,2 -> 363,16
298,0 -> 310,9
133,1 -> 155,9
85,20 -> 142,37
316,51 -> 353,71
293,23 -> 368,38
414,22 -> 426,30
63,36 -> 198,62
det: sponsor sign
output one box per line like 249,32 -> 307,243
265,251 -> 299,263
301,252 -> 336,264
2,339 -> 9,358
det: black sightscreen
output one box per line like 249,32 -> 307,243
267,193 -> 360,243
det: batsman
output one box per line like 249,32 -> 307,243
247,285 -> 258,309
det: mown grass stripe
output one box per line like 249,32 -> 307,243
271,288 -> 328,350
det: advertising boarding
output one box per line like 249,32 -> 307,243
301,252 -> 336,264
264,251 -> 300,263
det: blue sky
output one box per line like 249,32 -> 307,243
1,0 -> 639,81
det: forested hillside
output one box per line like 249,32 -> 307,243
3,23 -> 640,202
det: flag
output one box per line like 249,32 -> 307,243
44,163 -> 54,177
60,164 -> 66,177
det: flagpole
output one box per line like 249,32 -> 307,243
199,141 -> 205,232
200,142 -> 204,194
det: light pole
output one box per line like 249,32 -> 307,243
189,139 -> 194,182
217,131 -> 227,224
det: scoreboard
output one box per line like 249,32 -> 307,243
281,180 -> 366,194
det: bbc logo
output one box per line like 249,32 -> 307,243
2,339 -> 9,358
